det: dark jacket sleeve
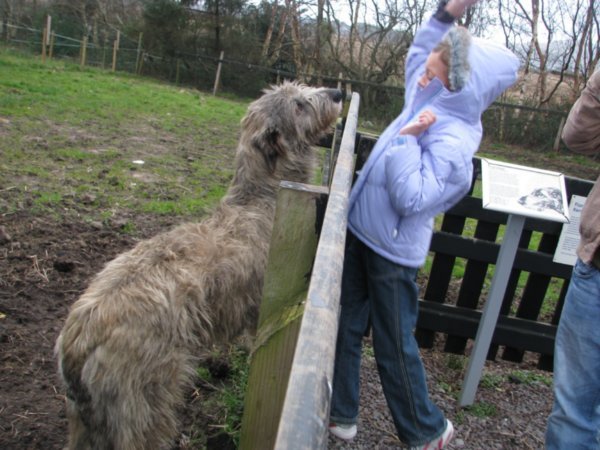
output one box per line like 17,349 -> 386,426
561,70 -> 600,155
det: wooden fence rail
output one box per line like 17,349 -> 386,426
239,93 -> 360,449
354,134 -> 594,371
237,88 -> 595,446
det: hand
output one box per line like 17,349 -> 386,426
456,0 -> 479,7
445,0 -> 479,18
399,110 -> 437,136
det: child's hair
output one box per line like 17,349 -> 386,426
433,26 -> 472,91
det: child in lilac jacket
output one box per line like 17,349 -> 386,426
329,0 -> 520,448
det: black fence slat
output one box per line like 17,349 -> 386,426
502,232 -> 561,362
417,301 -> 557,356
444,219 -> 500,354
416,213 -> 466,348
415,158 -> 594,371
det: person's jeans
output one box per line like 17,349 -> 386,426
330,232 -> 446,446
546,258 -> 600,449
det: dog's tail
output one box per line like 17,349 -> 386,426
56,331 -> 105,450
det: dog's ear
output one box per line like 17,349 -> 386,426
253,127 -> 285,173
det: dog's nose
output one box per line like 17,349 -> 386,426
329,89 -> 343,103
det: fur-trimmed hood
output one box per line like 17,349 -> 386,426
445,26 -> 472,92
434,24 -> 520,124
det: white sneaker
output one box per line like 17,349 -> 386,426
409,419 -> 454,450
329,422 -> 357,440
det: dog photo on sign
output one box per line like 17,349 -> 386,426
518,187 -> 564,215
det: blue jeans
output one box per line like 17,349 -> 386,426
330,233 -> 446,446
546,258 -> 600,449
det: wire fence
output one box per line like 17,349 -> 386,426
2,20 -> 571,151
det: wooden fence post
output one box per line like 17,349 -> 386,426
213,50 -> 224,95
80,36 -> 88,68
553,116 -> 566,152
49,32 -> 55,59
239,182 -> 329,450
337,72 -> 343,91
41,27 -> 47,63
135,32 -> 143,74
137,52 -> 145,75
112,31 -> 120,72
273,93 -> 359,449
239,93 -> 359,449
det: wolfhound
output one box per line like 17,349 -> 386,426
55,82 -> 343,450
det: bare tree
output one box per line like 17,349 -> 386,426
569,0 -> 599,97
323,0 -> 434,85
497,0 -> 598,105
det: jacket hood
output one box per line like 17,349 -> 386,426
436,33 -> 520,124
445,26 -> 472,91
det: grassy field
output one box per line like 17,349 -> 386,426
1,48 -> 249,224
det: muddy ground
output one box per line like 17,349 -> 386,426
1,144 -> 598,450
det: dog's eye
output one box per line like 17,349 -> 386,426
294,99 -> 305,113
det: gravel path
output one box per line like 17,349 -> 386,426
327,339 -> 553,450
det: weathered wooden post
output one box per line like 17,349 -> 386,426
135,32 -> 143,74
41,15 -> 51,63
274,93 -> 359,450
41,27 -> 47,63
213,50 -> 225,95
239,181 -> 329,450
80,36 -> 88,68
48,32 -> 55,59
112,31 -> 120,72
554,116 -> 566,152
239,93 -> 360,449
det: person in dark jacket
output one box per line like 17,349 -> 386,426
545,69 -> 600,450
328,0 -> 520,448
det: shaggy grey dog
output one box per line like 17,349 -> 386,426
55,82 -> 343,450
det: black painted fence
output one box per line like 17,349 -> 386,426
354,133 -> 594,371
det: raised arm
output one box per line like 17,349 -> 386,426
405,0 -> 480,88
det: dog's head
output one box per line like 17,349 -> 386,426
240,82 -> 343,179
518,187 -> 563,213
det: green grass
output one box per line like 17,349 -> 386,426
0,48 -> 247,222
466,401 -> 498,418
509,369 -> 552,386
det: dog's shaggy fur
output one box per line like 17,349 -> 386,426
55,82 -> 342,450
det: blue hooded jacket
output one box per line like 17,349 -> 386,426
347,16 -> 520,268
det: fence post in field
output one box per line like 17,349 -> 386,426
175,59 -> 181,85
41,27 -> 47,63
137,52 -> 145,75
112,31 -> 120,72
80,36 -> 88,68
135,32 -> 143,74
498,105 -> 505,140
554,116 -> 566,152
49,32 -> 55,59
212,50 -> 225,95
40,15 -> 53,63
239,93 -> 360,449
